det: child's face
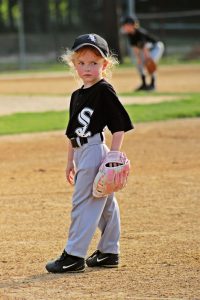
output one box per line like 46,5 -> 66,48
73,48 -> 108,88
122,23 -> 136,34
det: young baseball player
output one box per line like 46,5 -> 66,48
45,33 -> 133,273
121,16 -> 165,91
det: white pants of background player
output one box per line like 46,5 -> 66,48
137,41 -> 165,76
65,133 -> 120,258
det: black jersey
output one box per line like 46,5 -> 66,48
127,28 -> 157,49
66,79 -> 133,138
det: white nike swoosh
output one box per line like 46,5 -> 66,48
63,262 -> 78,269
97,257 -> 109,263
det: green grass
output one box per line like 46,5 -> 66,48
126,96 -> 200,123
0,94 -> 199,136
118,56 -> 200,68
0,62 -> 69,74
0,111 -> 69,135
120,91 -> 189,97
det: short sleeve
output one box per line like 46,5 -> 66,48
102,84 -> 134,134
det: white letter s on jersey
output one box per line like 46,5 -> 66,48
75,108 -> 94,137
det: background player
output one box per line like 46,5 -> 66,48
45,33 -> 133,273
121,16 -> 165,91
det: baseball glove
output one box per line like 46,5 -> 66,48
92,151 -> 130,198
145,57 -> 157,74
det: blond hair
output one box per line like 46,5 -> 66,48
61,46 -> 119,79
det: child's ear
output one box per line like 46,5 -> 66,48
103,60 -> 108,70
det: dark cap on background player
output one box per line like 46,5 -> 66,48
71,33 -> 109,58
120,15 -> 139,25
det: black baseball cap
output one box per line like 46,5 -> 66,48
71,33 -> 109,58
121,16 -> 137,25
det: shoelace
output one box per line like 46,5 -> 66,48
91,250 -> 101,258
58,251 -> 68,261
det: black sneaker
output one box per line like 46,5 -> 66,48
135,83 -> 148,91
86,250 -> 119,268
146,83 -> 156,91
46,250 -> 85,273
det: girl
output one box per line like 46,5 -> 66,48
46,33 -> 133,273
121,16 -> 165,91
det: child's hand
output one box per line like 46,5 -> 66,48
66,161 -> 75,185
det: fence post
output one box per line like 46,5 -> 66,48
18,0 -> 26,69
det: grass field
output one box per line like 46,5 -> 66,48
0,93 -> 199,135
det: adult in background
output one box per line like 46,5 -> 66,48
121,16 -> 165,91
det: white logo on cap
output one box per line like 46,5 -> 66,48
88,34 -> 96,42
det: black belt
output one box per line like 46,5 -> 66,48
70,133 -> 103,148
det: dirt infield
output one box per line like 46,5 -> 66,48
0,64 -> 200,299
0,118 -> 200,299
0,64 -> 200,95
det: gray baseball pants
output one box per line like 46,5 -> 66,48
137,41 -> 165,75
65,133 -> 120,258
